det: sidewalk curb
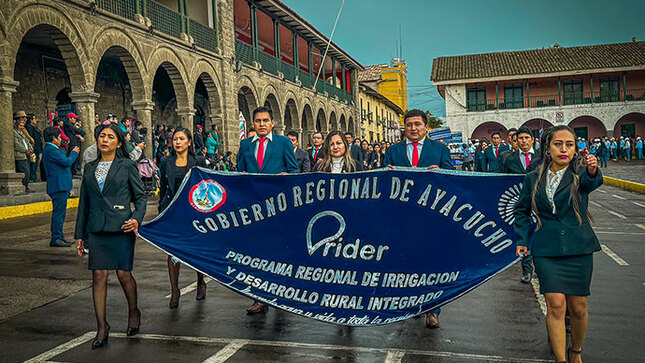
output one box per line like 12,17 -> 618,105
0,198 -> 79,220
603,176 -> 645,194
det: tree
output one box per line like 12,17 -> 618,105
425,110 -> 443,129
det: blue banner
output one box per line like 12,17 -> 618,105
138,168 -> 524,326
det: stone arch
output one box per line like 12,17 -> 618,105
91,27 -> 148,101
315,107 -> 326,132
329,111 -> 338,131
613,112 -> 645,139
339,114 -> 347,132
301,103 -> 314,131
263,92 -> 282,131
522,118 -> 553,131
148,47 -> 190,109
348,116 -> 355,135
238,85 -> 258,127
471,121 -> 508,140
190,60 -> 223,129
7,4 -> 91,90
568,116 -> 606,140
284,98 -> 299,132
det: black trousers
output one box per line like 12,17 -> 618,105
30,153 -> 40,182
15,160 -> 30,188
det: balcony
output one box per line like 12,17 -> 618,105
466,89 -> 645,112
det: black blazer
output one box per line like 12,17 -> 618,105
484,144 -> 510,171
367,151 -> 384,169
498,150 -> 541,174
74,158 -> 147,240
514,167 -> 602,257
294,147 -> 312,173
158,154 -> 207,212
307,147 -> 325,166
350,144 -> 364,164
314,159 -> 364,173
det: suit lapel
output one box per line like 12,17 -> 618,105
85,161 -> 101,194
554,168 -> 573,196
102,158 -> 122,193
167,156 -> 178,194
400,143 -> 411,167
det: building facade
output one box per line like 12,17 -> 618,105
359,60 -> 408,125
357,84 -> 402,143
431,41 -> 645,141
0,0 -> 362,194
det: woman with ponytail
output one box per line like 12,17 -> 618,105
514,125 -> 602,363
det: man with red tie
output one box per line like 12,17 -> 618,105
483,131 -> 510,172
383,109 -> 453,329
236,106 -> 298,314
307,131 -> 324,167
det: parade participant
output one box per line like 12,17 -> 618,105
237,106 -> 298,314
610,138 -> 617,160
498,128 -> 518,168
636,136 -> 643,160
74,123 -> 147,349
598,139 -> 609,167
287,131 -> 311,173
42,126 -> 79,247
314,131 -> 363,173
361,140 -> 370,168
344,132 -> 364,165
484,131 -> 510,172
383,108 -> 453,328
367,143 -> 384,169
474,139 -> 489,172
25,114 -> 44,182
158,127 -> 208,308
307,131 -> 325,166
514,125 -> 602,363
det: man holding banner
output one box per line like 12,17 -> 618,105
237,106 -> 298,314
384,109 -> 454,328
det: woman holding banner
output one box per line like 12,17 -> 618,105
74,123 -> 147,348
158,127 -> 208,309
514,125 -> 602,363
314,131 -> 363,173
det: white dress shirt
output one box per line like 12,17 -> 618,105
251,132 -> 273,159
406,137 -> 426,165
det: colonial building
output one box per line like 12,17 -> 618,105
359,59 -> 409,125
357,83 -> 403,143
0,0 -> 362,194
431,41 -> 645,141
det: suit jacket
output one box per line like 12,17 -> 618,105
350,144 -> 364,164
367,151 -> 384,169
294,147 -> 311,173
514,167 -> 602,257
384,139 -> 455,169
42,143 -> 78,195
26,124 -> 44,154
236,134 -> 298,174
474,150 -> 487,172
158,154 -> 207,212
307,146 -> 325,166
497,150 -> 541,174
74,158 -> 147,240
484,144 -> 510,172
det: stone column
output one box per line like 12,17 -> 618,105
176,107 -> 195,131
132,100 -> 155,159
0,79 -> 25,195
274,124 -> 285,136
69,91 -> 100,151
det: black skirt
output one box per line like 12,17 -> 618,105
534,254 -> 593,296
88,231 -> 136,271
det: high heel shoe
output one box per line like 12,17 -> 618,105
196,281 -> 207,301
126,309 -> 141,337
91,323 -> 110,349
169,290 -> 180,309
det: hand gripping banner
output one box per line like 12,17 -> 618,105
138,168 -> 524,326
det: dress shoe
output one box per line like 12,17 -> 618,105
521,272 -> 532,284
246,302 -> 268,315
50,239 -> 74,247
126,309 -> 141,337
196,282 -> 207,301
425,313 -> 440,328
91,324 -> 110,349
169,290 -> 180,309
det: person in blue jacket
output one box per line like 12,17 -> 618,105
42,126 -> 80,247
515,125 -> 602,363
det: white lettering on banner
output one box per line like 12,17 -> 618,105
320,294 -> 364,309
380,272 -> 460,287
234,271 -> 319,304
367,291 -> 443,310
226,250 -> 294,276
306,211 -> 390,261
293,265 -> 359,285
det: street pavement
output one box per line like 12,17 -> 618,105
600,158 -> 645,183
0,182 -> 643,362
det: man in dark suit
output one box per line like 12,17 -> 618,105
307,131 -> 325,168
42,126 -> 80,247
344,132 -> 364,165
287,131 -> 311,173
237,107 -> 298,314
383,109 -> 454,329
498,127 -> 540,283
497,128 -> 518,168
484,131 -> 510,172
25,114 -> 44,182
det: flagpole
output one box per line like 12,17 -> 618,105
313,0 -> 346,90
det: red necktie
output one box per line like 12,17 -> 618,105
411,142 -> 420,167
495,146 -> 499,157
523,152 -> 531,169
257,138 -> 266,169
313,148 -> 319,162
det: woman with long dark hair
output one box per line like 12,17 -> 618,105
158,127 -> 208,308
514,125 -> 602,363
75,123 -> 147,349
367,143 -> 384,169
314,131 -> 363,173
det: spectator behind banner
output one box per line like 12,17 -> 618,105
344,132 -> 364,165
13,111 -> 34,193
42,126 -> 79,247
367,143 -> 384,169
314,131 -> 363,173
306,131 -> 325,166
287,131 -> 311,173
483,131 -> 510,172
25,114 -> 44,182
194,125 -> 205,151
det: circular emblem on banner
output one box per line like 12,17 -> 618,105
498,183 -> 523,225
189,180 -> 227,213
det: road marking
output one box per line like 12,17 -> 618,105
636,224 -> 645,231
608,210 -> 627,219
589,201 -> 602,208
28,332 -> 552,363
596,231 -> 645,235
601,245 -> 629,266
23,331 -> 94,362
165,277 -> 212,298
632,201 -> 645,208
597,189 -> 607,193
531,278 -> 547,316
202,339 -> 249,363
612,194 -> 626,200
385,349 -> 406,363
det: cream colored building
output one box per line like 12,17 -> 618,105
358,84 -> 403,143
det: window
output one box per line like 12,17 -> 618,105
297,36 -> 309,72
279,24 -> 293,65
367,102 -> 371,121
234,0 -> 252,44
503,84 -> 523,109
312,47 -> 323,79
466,87 -> 486,111
345,69 -> 352,93
563,80 -> 583,105
335,64 -> 343,89
324,57 -> 333,85
599,77 -> 620,102
256,10 -> 274,55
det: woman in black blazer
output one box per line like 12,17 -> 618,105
314,131 -> 363,173
75,123 -> 147,349
514,125 -> 601,363
367,143 -> 384,169
158,127 -> 208,309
